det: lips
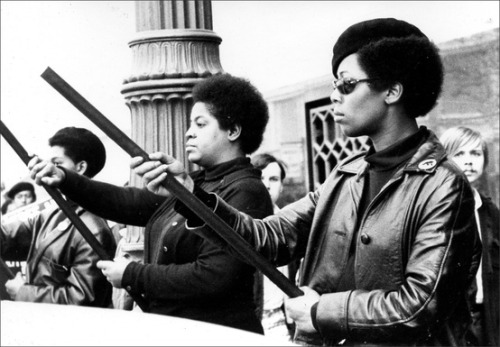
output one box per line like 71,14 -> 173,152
333,112 -> 345,122
185,143 -> 196,152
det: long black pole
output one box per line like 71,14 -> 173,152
0,120 -> 149,310
41,67 -> 303,298
0,257 -> 15,280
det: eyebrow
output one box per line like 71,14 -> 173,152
190,115 -> 205,122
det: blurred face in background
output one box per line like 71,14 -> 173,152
12,190 -> 35,208
261,162 -> 283,205
450,140 -> 485,184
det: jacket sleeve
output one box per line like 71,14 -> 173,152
60,169 -> 165,226
187,186 -> 320,265
122,177 -> 275,301
15,213 -> 112,306
1,214 -> 41,261
314,172 -> 477,341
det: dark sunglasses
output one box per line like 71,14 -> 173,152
331,78 -> 380,95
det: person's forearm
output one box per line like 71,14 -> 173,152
60,169 -> 163,226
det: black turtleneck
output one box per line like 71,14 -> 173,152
336,127 -> 429,291
360,127 -> 429,217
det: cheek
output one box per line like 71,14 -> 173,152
473,158 -> 485,172
452,158 -> 466,170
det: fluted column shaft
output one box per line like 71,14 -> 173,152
119,0 -> 223,247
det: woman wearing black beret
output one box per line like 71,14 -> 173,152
135,18 -> 479,346
31,18 -> 481,346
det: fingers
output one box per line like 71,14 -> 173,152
142,164 -> 168,183
27,155 -> 42,170
130,156 -> 145,170
149,152 -> 175,164
29,160 -> 62,186
146,172 -> 168,192
96,260 -> 112,270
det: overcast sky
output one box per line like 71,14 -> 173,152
1,1 -> 499,193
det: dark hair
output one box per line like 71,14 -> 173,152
2,199 -> 13,215
251,153 -> 287,180
49,127 -> 106,178
192,74 -> 269,154
357,35 -> 443,118
6,181 -> 36,200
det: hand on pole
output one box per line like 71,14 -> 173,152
131,152 -> 194,195
284,286 -> 320,333
28,156 -> 66,187
97,256 -> 132,289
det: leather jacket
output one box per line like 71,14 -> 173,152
193,130 -> 480,346
1,204 -> 115,307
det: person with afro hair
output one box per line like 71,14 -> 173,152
28,74 -> 274,335
2,127 -> 116,307
137,18 -> 480,345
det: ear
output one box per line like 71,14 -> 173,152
227,124 -> 242,142
76,161 -> 88,176
385,82 -> 403,105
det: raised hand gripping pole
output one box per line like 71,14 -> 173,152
0,120 -> 149,310
41,67 -> 304,298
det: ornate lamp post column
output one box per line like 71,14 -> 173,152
118,0 -> 223,268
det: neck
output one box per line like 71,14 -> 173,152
202,150 -> 246,169
370,111 -> 419,152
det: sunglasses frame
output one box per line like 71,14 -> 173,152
332,78 -> 381,95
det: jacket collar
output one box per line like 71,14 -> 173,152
191,157 -> 260,189
29,203 -> 85,271
338,128 -> 447,177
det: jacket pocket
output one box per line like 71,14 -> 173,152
39,255 -> 70,285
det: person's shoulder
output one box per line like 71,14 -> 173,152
221,166 -> 262,189
479,193 -> 500,214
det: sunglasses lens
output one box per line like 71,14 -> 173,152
333,79 -> 360,95
338,80 -> 354,95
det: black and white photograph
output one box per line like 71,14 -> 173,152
1,1 -> 499,346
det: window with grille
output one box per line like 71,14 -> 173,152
305,99 -> 370,190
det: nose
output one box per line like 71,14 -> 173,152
462,154 -> 473,166
185,126 -> 194,139
262,178 -> 270,189
330,89 -> 341,104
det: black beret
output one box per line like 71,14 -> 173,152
332,18 -> 427,77
6,182 -> 35,199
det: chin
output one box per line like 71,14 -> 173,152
340,127 -> 362,138
187,153 -> 200,163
